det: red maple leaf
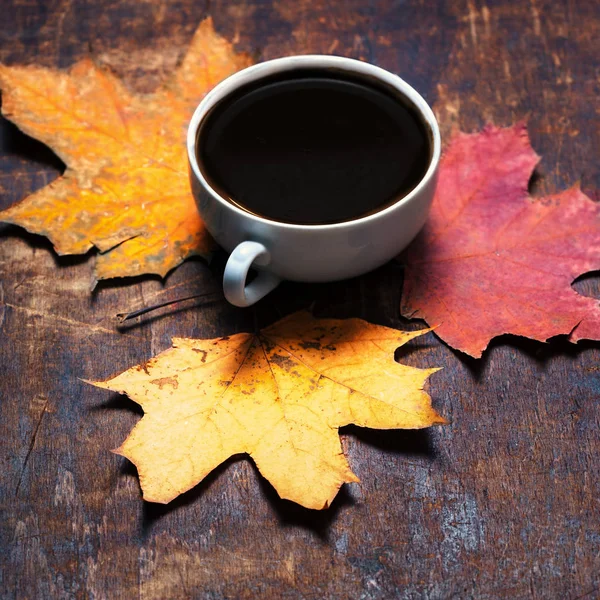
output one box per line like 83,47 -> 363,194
400,123 -> 600,358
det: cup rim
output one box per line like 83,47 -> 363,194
187,55 -> 441,231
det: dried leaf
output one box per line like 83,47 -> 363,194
0,19 -> 252,281
400,123 -> 600,357
91,311 -> 445,510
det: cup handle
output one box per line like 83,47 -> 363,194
223,241 -> 281,307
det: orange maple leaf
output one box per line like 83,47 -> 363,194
0,19 -> 252,282
91,311 -> 446,510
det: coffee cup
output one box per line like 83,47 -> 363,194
187,55 -> 440,307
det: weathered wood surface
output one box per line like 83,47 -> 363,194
1,1 -> 598,598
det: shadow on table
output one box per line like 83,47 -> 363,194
256,475 -> 355,541
0,223 -> 92,269
136,454 -> 355,541
446,331 -> 600,382
255,427 -> 435,540
0,116 -> 64,171
344,425 -> 435,457
135,432 -> 435,541
92,392 -> 145,416
139,454 -> 249,536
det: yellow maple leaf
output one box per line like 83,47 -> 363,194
91,311 -> 446,510
0,19 -> 252,281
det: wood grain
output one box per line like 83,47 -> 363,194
1,0 -> 598,598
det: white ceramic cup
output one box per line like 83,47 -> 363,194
187,55 -> 440,307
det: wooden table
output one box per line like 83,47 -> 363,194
1,1 -> 598,598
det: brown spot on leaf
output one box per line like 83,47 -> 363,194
269,353 -> 296,371
299,340 -> 321,350
192,348 -> 207,363
150,376 -> 179,390
138,361 -> 151,376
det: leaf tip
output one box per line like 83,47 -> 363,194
80,377 -> 103,388
347,472 -> 360,484
426,366 -> 443,377
434,413 -> 450,426
142,491 -> 172,505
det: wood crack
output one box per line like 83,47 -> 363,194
15,397 -> 49,496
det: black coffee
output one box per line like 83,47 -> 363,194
198,70 -> 431,225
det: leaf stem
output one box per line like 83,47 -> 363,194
116,291 -> 222,323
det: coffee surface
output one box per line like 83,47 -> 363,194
198,72 -> 431,225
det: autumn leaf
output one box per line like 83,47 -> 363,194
0,19 -> 252,281
399,123 -> 600,358
90,311 -> 445,510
